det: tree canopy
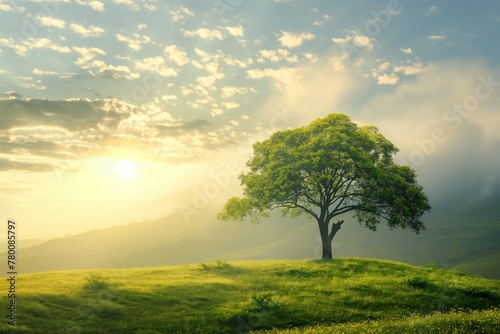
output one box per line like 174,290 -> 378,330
218,113 -> 431,259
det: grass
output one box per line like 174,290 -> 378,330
0,258 -> 499,333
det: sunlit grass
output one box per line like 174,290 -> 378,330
1,258 -> 499,333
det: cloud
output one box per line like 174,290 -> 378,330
372,61 -> 426,85
164,45 -> 189,66
400,48 -> 412,54
313,15 -> 332,26
0,3 -> 13,12
359,60 -> 500,203
221,86 -> 256,98
134,56 -> 177,77
170,5 -> 195,22
224,25 -> 244,37
116,33 -> 151,51
376,73 -> 399,85
0,97 -> 131,132
161,95 -> 177,101
76,0 -> 105,11
425,5 -> 439,16
332,31 -> 374,51
155,119 -> 212,138
0,38 -> 27,56
90,60 -> 139,80
33,68 -> 60,75
37,16 -> 66,29
70,23 -> 105,37
257,49 -> 298,63
182,28 -> 224,40
0,157 -> 58,173
0,37 -> 70,56
113,0 -> 139,10
247,55 -> 361,129
27,38 -> 71,53
73,46 -> 106,66
0,137 -> 69,161
192,48 -> 251,68
427,34 -> 447,41
394,62 -> 426,75
278,31 -> 315,48
222,102 -> 240,110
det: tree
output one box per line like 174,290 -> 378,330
217,113 -> 431,259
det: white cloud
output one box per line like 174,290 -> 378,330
313,15 -> 332,26
352,34 -> 373,50
360,61 -> 500,203
116,33 -> 151,50
0,4 -> 12,12
258,50 -> 281,63
170,5 -> 195,22
161,95 -> 177,101
26,38 -> 71,54
181,87 -> 193,96
303,53 -> 319,62
376,73 -> 399,85
278,31 -> 315,48
33,69 -> 59,75
182,28 -> 224,40
76,0 -> 104,12
425,5 -> 439,16
0,38 -> 27,56
135,56 -> 177,77
37,16 -> 66,29
249,57 -> 358,127
224,25 -> 244,37
394,62 -> 426,75
222,86 -> 256,98
427,34 -> 447,41
164,45 -> 188,66
113,0 -> 139,10
246,67 -> 299,90
332,30 -> 374,51
89,60 -> 139,80
210,107 -> 224,117
73,46 -> 106,66
137,23 -> 148,30
70,23 -> 105,37
400,48 -> 412,54
223,102 -> 240,110
0,37 -> 71,56
257,49 -> 298,63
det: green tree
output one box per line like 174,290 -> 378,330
218,113 -> 431,259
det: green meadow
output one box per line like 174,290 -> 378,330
2,258 -> 499,333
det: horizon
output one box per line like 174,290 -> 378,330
1,0 -> 499,241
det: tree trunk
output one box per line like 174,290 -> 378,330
318,219 -> 344,260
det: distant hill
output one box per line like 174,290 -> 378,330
7,190 -> 500,278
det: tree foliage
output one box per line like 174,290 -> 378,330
218,113 -> 431,259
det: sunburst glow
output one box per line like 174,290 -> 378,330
115,160 -> 138,180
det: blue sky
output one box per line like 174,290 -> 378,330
0,0 -> 499,239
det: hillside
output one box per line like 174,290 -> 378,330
1,259 -> 499,333
8,192 -> 500,278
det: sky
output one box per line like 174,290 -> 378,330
0,0 -> 499,240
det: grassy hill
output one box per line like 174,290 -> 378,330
1,258 -> 499,333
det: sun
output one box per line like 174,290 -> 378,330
115,160 -> 137,180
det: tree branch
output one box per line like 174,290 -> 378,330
328,219 -> 344,241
